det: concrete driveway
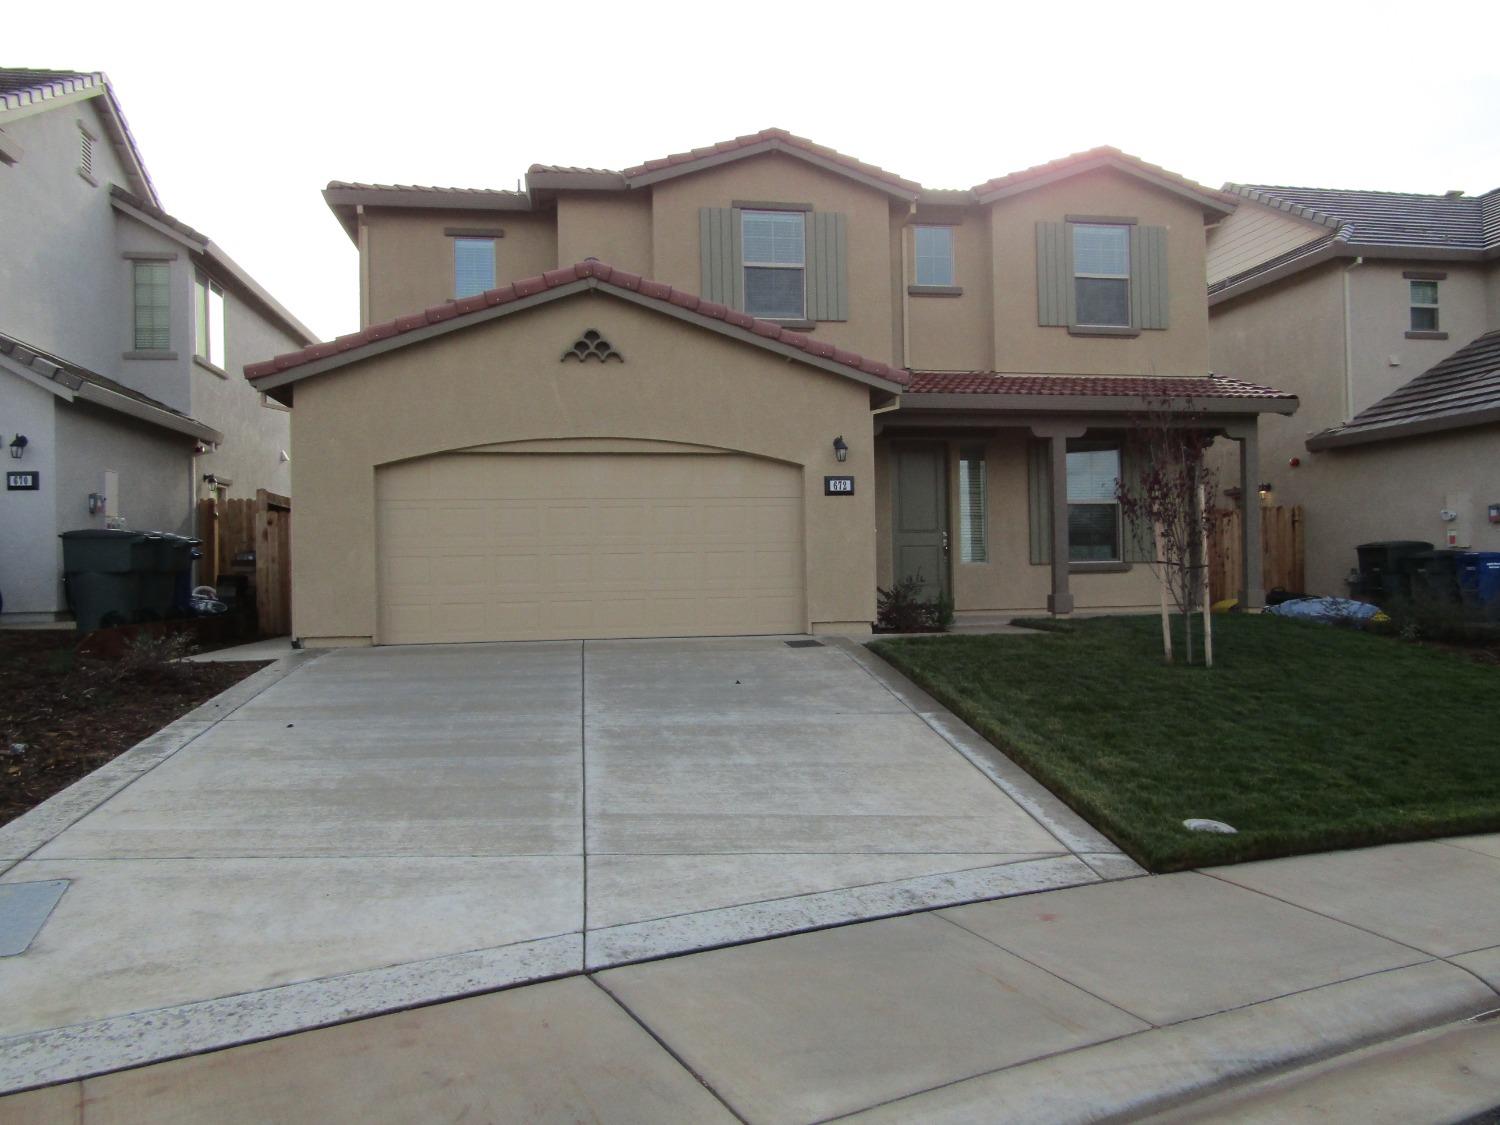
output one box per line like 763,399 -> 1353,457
0,634 -> 1135,1090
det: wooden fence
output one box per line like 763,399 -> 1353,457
1208,504 -> 1304,604
196,490 -> 292,636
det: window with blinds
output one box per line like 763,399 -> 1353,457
453,238 -> 496,298
914,226 -> 954,286
132,262 -> 171,351
1409,280 -> 1439,332
742,210 -> 805,319
1066,445 -> 1122,561
1073,224 -> 1130,327
958,449 -> 988,563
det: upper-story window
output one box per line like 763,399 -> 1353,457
1073,224 -> 1130,327
132,262 -> 171,351
1066,443 -> 1122,561
194,274 -> 226,369
1037,219 -> 1168,334
453,237 -> 496,298
741,210 -> 806,319
1409,279 -> 1440,333
914,226 -> 954,287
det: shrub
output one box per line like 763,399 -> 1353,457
876,574 -> 950,633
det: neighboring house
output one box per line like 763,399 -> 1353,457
1207,183 -> 1500,594
0,69 -> 316,623
247,130 -> 1295,647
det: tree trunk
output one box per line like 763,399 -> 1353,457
1154,521 -> 1173,663
1199,481 -> 1214,668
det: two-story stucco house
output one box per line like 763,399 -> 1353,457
245,129 -> 1296,647
0,69 -> 315,623
1208,184 -> 1500,595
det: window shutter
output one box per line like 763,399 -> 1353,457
1027,440 -> 1053,565
699,207 -> 743,308
1130,225 -> 1169,330
1120,441 -> 1154,562
1036,222 -> 1072,327
806,211 -> 848,321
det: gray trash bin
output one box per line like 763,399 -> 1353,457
59,529 -> 154,632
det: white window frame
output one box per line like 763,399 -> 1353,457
1066,442 -> 1123,562
741,209 -> 806,320
1409,279 -> 1440,332
453,237 -> 496,299
194,274 -> 226,369
1072,223 -> 1131,328
914,226 -> 954,287
958,448 -> 988,563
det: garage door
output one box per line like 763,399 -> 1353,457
376,452 -> 805,643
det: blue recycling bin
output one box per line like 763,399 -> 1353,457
1458,552 -> 1500,619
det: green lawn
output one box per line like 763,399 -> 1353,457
870,615 -> 1500,871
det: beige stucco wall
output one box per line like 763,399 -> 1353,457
1206,199 -> 1326,286
289,293 -> 880,643
873,431 -> 1162,614
361,207 -> 559,326
987,168 -> 1214,376
904,216 -> 995,371
1300,425 -> 1500,594
1346,261 -> 1492,414
647,151 -> 898,361
556,192 -> 652,274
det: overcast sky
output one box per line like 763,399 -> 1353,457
12,0 -> 1500,344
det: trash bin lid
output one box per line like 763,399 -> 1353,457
59,529 -> 148,540
1356,540 -> 1433,550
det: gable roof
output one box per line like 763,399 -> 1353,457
902,371 -> 1297,415
1306,330 -> 1500,450
972,146 -> 1235,218
0,331 -> 222,443
0,69 -> 157,204
244,259 -> 907,404
1211,184 -> 1500,304
110,186 -> 317,346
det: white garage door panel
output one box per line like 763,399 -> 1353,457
376,453 -> 805,643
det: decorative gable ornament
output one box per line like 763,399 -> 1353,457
561,330 -> 622,363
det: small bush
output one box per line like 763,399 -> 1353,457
875,574 -> 950,633
1378,594 -> 1500,647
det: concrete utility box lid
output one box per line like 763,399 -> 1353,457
0,880 -> 69,957
1183,818 -> 1237,834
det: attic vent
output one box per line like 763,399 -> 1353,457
561,330 -> 622,363
78,128 -> 94,179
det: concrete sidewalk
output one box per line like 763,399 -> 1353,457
2,834 -> 1496,1123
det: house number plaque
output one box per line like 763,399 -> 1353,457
824,476 -> 854,495
6,471 -> 39,491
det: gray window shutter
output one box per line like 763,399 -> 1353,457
1036,222 -> 1072,327
1130,225 -> 1168,330
1120,441 -> 1154,562
699,207 -> 742,308
1028,440 -> 1053,565
806,211 -> 848,321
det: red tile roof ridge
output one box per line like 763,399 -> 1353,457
325,180 -> 527,197
972,145 -> 1234,206
905,370 -> 1292,399
621,127 -> 921,191
244,260 -> 908,387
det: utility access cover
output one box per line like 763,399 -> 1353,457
0,880 -> 69,956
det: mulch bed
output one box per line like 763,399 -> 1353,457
1,630 -> 267,828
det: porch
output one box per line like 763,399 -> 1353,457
875,373 -> 1300,616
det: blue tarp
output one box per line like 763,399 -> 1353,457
1264,597 -> 1383,624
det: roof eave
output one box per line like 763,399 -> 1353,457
977,155 -> 1234,220
898,391 -> 1299,416
1305,405 -> 1500,451
1210,241 -> 1496,306
625,138 -> 921,202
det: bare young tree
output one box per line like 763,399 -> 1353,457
1116,398 -> 1220,666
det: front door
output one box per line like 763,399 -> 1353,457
892,443 -> 950,602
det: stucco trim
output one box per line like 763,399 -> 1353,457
193,356 -> 230,379
908,285 -> 964,297
732,200 -> 813,212
444,227 -> 506,239
1068,325 -> 1141,338
1065,214 -> 1138,226
250,278 -> 905,398
1305,407 -> 1500,451
1404,330 -> 1449,341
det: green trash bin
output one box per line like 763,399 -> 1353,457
59,529 -> 155,632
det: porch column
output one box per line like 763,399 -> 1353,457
1047,433 -> 1073,615
1237,422 -> 1264,611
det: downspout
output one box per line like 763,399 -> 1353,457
357,204 -> 370,329
1341,256 -> 1364,420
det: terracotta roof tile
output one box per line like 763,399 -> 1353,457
973,146 -> 1234,208
621,127 -> 921,193
905,371 -> 1292,399
243,260 -> 908,387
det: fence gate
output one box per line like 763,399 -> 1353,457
1208,505 -> 1304,604
196,489 -> 292,636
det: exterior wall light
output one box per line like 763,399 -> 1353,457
9,434 -> 27,460
833,435 -> 848,463
1258,482 -> 1274,498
